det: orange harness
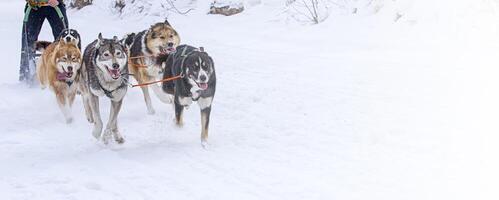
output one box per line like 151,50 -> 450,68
128,55 -> 156,68
128,54 -> 183,88
131,75 -> 183,88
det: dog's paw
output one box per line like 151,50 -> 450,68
175,118 -> 184,127
102,129 -> 112,145
147,108 -> 156,115
160,94 -> 174,104
86,117 -> 94,123
65,117 -> 73,124
201,140 -> 209,150
112,131 -> 125,144
92,125 -> 103,139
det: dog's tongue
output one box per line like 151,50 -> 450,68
110,69 -> 120,78
56,72 -> 67,81
199,83 -> 208,90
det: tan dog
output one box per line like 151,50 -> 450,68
36,40 -> 82,123
126,19 -> 180,114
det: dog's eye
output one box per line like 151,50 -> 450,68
160,36 -> 166,40
201,65 -> 208,71
116,51 -> 121,56
103,53 -> 110,57
169,35 -> 173,38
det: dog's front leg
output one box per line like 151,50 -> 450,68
89,94 -> 103,140
68,88 -> 76,108
174,100 -> 184,127
140,85 -> 155,115
82,93 -> 94,123
55,89 -> 73,124
104,99 -> 125,144
151,83 -> 173,104
198,97 -> 213,147
200,106 -> 211,148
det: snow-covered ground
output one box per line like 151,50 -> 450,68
1,0 -> 498,199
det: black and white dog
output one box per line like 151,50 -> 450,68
57,28 -> 81,50
79,33 -> 129,144
162,45 -> 216,146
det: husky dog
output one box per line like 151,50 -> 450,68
128,19 -> 180,114
79,33 -> 129,144
162,45 -> 216,146
36,29 -> 82,52
58,28 -> 82,50
36,40 -> 82,123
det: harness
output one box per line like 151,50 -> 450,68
128,46 -> 204,89
172,46 -> 200,78
98,80 -> 127,98
172,46 -> 204,99
24,0 -> 66,29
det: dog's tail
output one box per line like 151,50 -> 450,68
120,33 -> 136,50
35,41 -> 52,52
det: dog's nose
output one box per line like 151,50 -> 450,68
200,75 -> 207,82
67,66 -> 73,72
112,63 -> 120,69
167,42 -> 174,47
66,37 -> 71,43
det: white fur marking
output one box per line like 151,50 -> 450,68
178,96 -> 192,106
197,97 -> 213,109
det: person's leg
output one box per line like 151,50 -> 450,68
19,5 -> 45,82
46,4 -> 68,40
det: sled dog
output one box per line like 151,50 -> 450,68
127,19 -> 180,114
36,28 -> 82,52
58,28 -> 82,50
79,33 -> 129,144
162,45 -> 216,146
36,39 -> 81,123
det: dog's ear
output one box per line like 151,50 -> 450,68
164,18 -> 171,26
97,33 -> 104,47
199,47 -> 205,52
98,33 -> 103,41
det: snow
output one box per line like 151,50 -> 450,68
1,0 -> 499,199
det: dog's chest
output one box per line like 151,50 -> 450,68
90,72 -> 127,100
178,90 -> 199,106
178,95 -> 213,110
144,57 -> 162,78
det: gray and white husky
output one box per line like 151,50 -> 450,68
79,33 -> 129,144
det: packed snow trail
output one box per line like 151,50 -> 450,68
1,0 -> 498,199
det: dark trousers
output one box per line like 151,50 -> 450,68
19,3 -> 68,83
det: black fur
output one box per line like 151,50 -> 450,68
162,45 -> 216,98
121,33 -> 136,49
57,28 -> 82,50
34,41 -> 52,52
161,44 -> 216,144
129,30 -> 152,58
